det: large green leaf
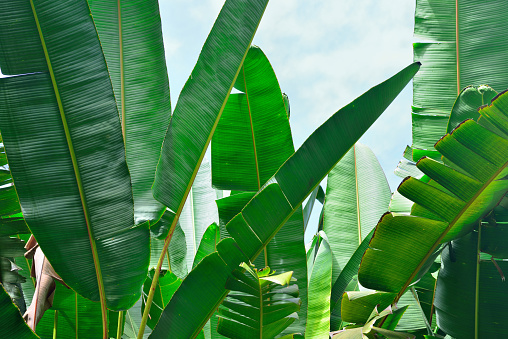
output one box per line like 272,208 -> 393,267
211,45 -> 294,191
149,63 -> 419,338
212,44 -> 307,335
0,284 -> 38,338
0,0 -> 149,314
152,0 -> 269,213
149,238 -> 249,339
412,0 -> 508,159
322,143 -> 391,326
88,0 -> 171,224
217,264 -> 300,338
305,232 -> 332,339
358,90 -> 508,305
35,284 -> 123,339
434,231 -> 508,338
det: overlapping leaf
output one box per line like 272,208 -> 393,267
217,264 -> 300,338
358,90 -> 508,307
411,0 -> 508,160
89,0 -> 171,224
0,0 -> 149,314
149,63 -> 419,338
322,143 -> 391,328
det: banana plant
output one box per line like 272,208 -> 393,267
355,87 -> 508,335
148,62 -> 420,338
0,2 -> 151,337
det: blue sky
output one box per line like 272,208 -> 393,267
159,0 -> 416,191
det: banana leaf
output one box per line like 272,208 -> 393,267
89,0 -> 171,224
148,63 -> 420,338
358,89 -> 508,307
305,231 -> 332,339
434,231 -> 508,338
179,159 -> 219,272
217,193 -> 308,335
217,264 -> 300,338
0,284 -> 38,338
152,0 -> 269,213
412,0 -> 508,160
212,45 -> 307,335
211,45 -> 294,191
446,85 -> 497,133
322,143 -> 391,327
0,0 -> 149,316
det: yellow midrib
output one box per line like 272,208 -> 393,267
29,2 -> 108,337
455,0 -> 460,95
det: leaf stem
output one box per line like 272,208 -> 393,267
137,218 -> 177,339
53,310 -> 58,339
117,311 -> 124,339
475,222 -> 481,339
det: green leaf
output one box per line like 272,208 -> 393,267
152,0 -> 269,213
434,231 -> 508,338
150,63 -> 419,338
304,185 -> 325,230
412,0 -> 508,158
322,143 -> 391,327
211,45 -> 294,191
149,238 -> 249,339
340,291 -> 397,324
141,270 -> 182,330
329,227 -> 376,330
217,265 -> 300,339
150,222 -> 188,279
274,63 -> 420,208
358,90 -> 508,305
217,193 -> 308,335
0,0 -> 149,311
193,223 -> 220,269
0,236 -> 26,258
89,0 -> 171,224
305,231 -> 332,339
0,284 -> 38,338
35,284 -> 104,338
446,85 -> 497,133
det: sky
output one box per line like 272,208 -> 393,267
159,0 -> 416,192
